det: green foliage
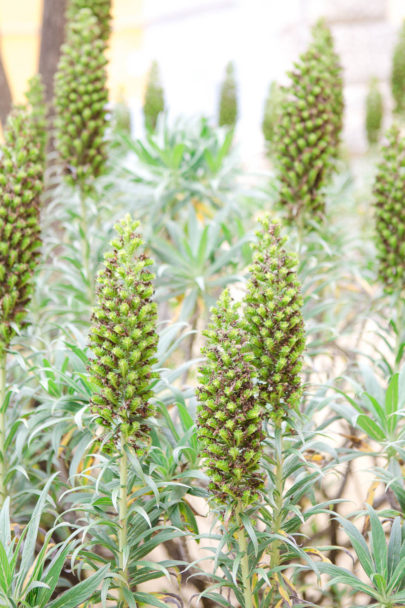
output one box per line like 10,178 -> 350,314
373,125 -> 405,293
143,61 -> 165,131
218,61 -> 238,128
0,103 -> 44,353
319,509 -> 405,607
275,19 -> 343,221
366,78 -> 384,146
243,217 -> 305,422
262,81 -> 282,146
88,215 -> 159,451
197,289 -> 264,511
66,0 -> 112,42
0,481 -> 110,607
54,8 -> 108,190
391,20 -> 405,115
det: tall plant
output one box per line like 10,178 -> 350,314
88,215 -> 159,604
218,61 -> 238,128
197,217 -> 306,605
54,7 -> 109,302
373,125 -> 405,294
143,61 -> 165,131
366,78 -> 384,147
391,20 -> 405,116
275,19 -> 343,222
0,99 -> 45,504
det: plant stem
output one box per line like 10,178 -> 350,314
0,353 -> 6,507
235,503 -> 253,608
269,422 -> 285,599
394,296 -> 404,373
78,182 -> 94,308
118,434 -> 129,606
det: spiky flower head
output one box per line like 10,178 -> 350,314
262,81 -> 283,146
88,215 -> 159,451
243,217 -> 305,423
275,20 -> 343,222
0,104 -> 45,354
391,20 -> 405,116
311,18 -> 344,157
66,0 -> 112,42
218,61 -> 238,128
197,289 -> 264,511
373,125 -> 405,293
366,78 -> 383,146
25,75 -> 47,164
143,61 -> 165,131
54,8 -> 108,191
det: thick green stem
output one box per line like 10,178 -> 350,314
0,353 -> 6,506
78,183 -> 94,307
118,435 -> 129,606
235,504 -> 253,608
269,423 -> 285,601
394,296 -> 404,373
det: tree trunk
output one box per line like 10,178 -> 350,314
0,48 -> 12,126
38,0 -> 68,105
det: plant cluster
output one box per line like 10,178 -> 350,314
2,6 -> 405,608
143,60 -> 165,131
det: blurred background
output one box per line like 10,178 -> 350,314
1,0 -> 405,159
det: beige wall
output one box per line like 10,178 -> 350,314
0,0 -> 144,104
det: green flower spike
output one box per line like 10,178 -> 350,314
243,217 -> 305,422
366,78 -> 383,146
25,75 -> 47,164
275,20 -> 343,222
373,125 -> 405,293
0,105 -> 44,354
218,61 -> 238,128
88,215 -> 159,451
66,0 -> 112,42
391,20 -> 405,116
143,61 -> 165,131
197,289 -> 264,511
311,19 -> 344,158
262,81 -> 283,147
54,8 -> 108,190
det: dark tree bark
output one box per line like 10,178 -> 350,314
38,0 -> 68,105
0,48 -> 12,126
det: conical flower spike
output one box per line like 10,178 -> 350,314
373,125 -> 405,293
66,0 -> 112,42
275,20 -> 343,222
197,289 -> 264,510
54,8 -> 108,191
0,105 -> 44,354
218,61 -> 238,128
143,61 -> 165,131
25,75 -> 47,165
366,78 -> 383,146
243,217 -> 305,422
391,20 -> 405,116
88,215 -> 159,451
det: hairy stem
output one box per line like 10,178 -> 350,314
269,423 -> 285,599
118,435 -> 129,606
235,503 -> 253,608
0,353 -> 6,506
78,182 -> 94,308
